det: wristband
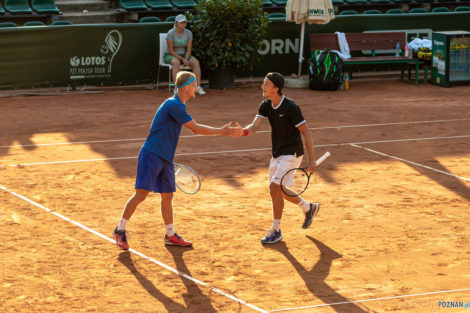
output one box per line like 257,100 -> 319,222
242,129 -> 249,136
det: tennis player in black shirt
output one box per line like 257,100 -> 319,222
241,72 -> 319,244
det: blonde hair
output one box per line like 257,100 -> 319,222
175,71 -> 196,88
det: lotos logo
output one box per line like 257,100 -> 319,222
70,56 -> 80,67
70,56 -> 106,67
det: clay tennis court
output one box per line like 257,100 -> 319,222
1,80 -> 469,312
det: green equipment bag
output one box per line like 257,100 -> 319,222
308,50 -> 344,91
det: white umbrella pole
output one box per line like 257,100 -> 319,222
297,21 -> 305,77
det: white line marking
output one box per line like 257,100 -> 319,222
351,144 -> 470,182
0,184 -> 268,313
1,138 -> 148,148
2,118 -> 469,149
270,288 -> 470,312
2,134 -> 470,168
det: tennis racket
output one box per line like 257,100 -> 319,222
174,163 -> 201,194
280,151 -> 331,197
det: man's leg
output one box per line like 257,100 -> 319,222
161,192 -> 192,247
269,182 -> 284,220
260,182 -> 284,244
160,192 -> 174,228
114,188 -> 149,250
121,189 -> 149,221
281,187 -> 319,229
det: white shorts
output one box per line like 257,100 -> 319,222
269,154 -> 303,186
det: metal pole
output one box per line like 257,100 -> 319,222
298,21 -> 305,77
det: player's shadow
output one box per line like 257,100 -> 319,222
118,251 -> 187,312
267,236 -> 373,313
0,137 -> 38,158
165,245 -> 218,313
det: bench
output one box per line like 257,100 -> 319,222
309,32 -> 420,84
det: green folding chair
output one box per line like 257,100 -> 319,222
146,0 -> 173,9
165,15 -> 176,22
332,0 -> 344,4
31,0 -> 60,13
339,10 -> 359,15
51,20 -> 72,25
0,22 -> 17,27
271,0 -> 287,5
370,0 -> 390,3
23,20 -> 45,26
0,2 -> 5,14
431,6 -> 450,12
363,9 -> 382,14
386,8 -> 404,13
454,6 -> 470,11
345,0 -> 368,4
5,0 -> 33,13
409,8 -> 427,13
263,0 -> 273,6
171,0 -> 196,8
268,12 -> 286,21
120,0 -> 147,10
139,16 -> 162,22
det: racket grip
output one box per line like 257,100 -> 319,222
315,151 -> 331,166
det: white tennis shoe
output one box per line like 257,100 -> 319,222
197,86 -> 206,95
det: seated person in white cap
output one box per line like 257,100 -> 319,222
165,14 -> 206,95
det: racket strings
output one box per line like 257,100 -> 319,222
175,166 -> 200,193
282,168 -> 310,196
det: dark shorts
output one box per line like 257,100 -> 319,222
135,148 -> 175,193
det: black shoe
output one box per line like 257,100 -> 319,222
302,203 -> 320,229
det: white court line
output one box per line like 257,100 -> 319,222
351,144 -> 470,182
270,288 -> 470,312
2,117 -> 469,149
2,134 -> 470,168
0,184 -> 268,313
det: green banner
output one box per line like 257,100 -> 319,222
0,13 -> 469,89
0,23 -> 173,89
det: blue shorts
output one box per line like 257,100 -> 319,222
135,148 -> 176,193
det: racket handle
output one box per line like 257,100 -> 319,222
315,151 -> 331,166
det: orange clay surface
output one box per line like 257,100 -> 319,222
1,80 -> 469,313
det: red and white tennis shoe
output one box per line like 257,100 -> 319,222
113,227 -> 129,250
164,233 -> 193,247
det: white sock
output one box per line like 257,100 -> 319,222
271,219 -> 281,232
165,224 -> 175,237
117,218 -> 128,231
297,198 -> 311,214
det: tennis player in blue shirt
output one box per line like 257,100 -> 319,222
113,71 -> 242,249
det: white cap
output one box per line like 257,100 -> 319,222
175,14 -> 187,23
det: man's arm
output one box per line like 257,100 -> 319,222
184,120 -> 242,137
298,123 -> 316,173
241,116 -> 264,136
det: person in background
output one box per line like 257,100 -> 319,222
165,14 -> 206,95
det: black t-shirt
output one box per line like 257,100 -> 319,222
257,96 -> 305,158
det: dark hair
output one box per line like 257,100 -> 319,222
266,72 -> 284,95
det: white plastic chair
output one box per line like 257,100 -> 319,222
157,33 -> 191,91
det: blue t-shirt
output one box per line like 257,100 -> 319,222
141,95 -> 193,162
